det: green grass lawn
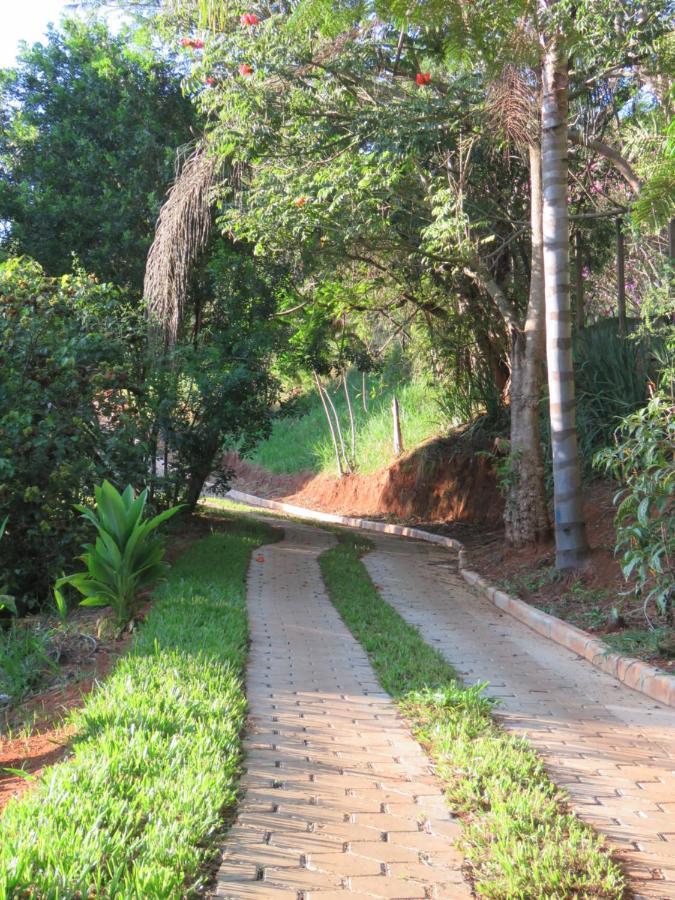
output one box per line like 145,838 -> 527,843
0,515 -> 278,899
250,374 -> 445,475
320,532 -> 625,899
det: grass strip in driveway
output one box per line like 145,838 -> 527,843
0,516 -> 278,899
319,532 -> 625,899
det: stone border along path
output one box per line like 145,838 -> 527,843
363,533 -> 675,899
215,520 -> 473,898
225,490 -> 674,708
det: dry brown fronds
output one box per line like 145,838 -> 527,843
144,142 -> 221,342
486,64 -> 539,149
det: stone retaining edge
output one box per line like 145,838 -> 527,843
225,490 -> 674,708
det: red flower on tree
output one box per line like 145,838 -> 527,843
192,39 -> 205,49
181,37 -> 192,47
205,76 -> 216,86
240,13 -> 259,26
415,72 -> 431,86
294,197 -> 307,207
239,63 -> 253,76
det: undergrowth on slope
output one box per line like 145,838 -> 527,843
250,375 -> 444,475
0,517 -> 279,898
320,533 -> 625,899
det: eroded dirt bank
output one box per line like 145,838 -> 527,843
224,432 -> 504,526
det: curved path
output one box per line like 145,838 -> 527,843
214,516 -> 674,899
364,533 -> 675,900
215,520 -> 471,898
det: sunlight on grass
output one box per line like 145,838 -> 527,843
0,518 -> 278,898
319,533 -> 625,899
250,375 -> 445,475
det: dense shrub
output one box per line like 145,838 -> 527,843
595,394 -> 674,623
0,254 -> 280,608
0,258 -> 149,607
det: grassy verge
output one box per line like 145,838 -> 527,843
319,532 -> 625,899
0,515 -> 278,898
251,375 -> 444,475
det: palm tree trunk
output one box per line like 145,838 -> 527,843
541,38 -> 589,568
505,144 -> 550,546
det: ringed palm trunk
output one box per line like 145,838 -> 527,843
505,144 -> 550,546
541,39 -> 589,568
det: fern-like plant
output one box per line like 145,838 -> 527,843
56,482 -> 183,628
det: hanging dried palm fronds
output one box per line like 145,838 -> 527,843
144,142 -> 222,342
486,64 -> 539,149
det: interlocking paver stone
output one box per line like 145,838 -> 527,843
364,532 -> 675,899
214,522 -> 470,898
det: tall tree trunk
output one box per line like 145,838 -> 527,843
185,436 -> 220,509
323,380 -> 352,474
313,371 -> 344,477
616,217 -> 627,334
541,38 -> 589,568
392,394 -> 403,456
505,144 -> 550,546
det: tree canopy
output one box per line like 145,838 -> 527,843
0,17 -> 196,288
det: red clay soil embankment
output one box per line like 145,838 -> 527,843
225,432 -> 504,526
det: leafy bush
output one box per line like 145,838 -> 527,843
574,319 -> 656,465
0,517 -> 17,615
595,394 -> 674,623
0,258 -> 150,607
56,482 -> 183,627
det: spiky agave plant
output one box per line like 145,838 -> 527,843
56,482 -> 183,628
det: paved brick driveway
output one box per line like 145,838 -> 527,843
364,533 -> 675,900
214,522 -> 471,898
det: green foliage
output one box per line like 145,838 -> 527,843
0,18 -> 195,288
0,521 -> 278,896
0,517 -> 17,616
147,242 -> 282,506
252,372 -> 445,475
0,623 -> 54,704
603,626 -> 675,662
320,532 -> 624,898
0,249 -> 280,609
595,394 -> 674,622
0,258 -> 150,607
573,319 -> 657,467
56,482 -> 183,627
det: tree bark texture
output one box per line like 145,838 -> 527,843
505,144 -> 551,546
541,37 -> 589,568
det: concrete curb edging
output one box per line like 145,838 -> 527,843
226,490 -> 464,549
225,490 -> 674,708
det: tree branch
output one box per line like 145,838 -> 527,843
568,129 -> 642,195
